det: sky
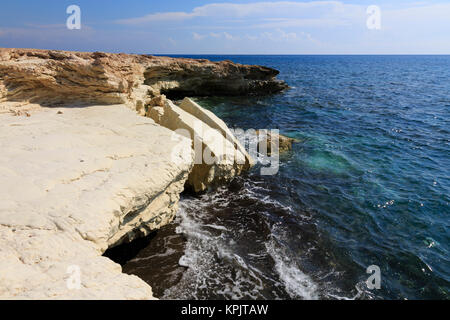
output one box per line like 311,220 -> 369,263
0,0 -> 449,54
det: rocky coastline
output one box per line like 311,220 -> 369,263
0,48 -> 288,299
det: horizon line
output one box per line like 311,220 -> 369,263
153,53 -> 450,56
3,47 -> 450,56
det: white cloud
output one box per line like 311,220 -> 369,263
254,17 -> 357,28
117,1 -> 362,27
190,28 -> 315,44
118,11 -> 197,24
260,28 -> 315,42
245,34 -> 259,41
113,1 -> 450,54
192,31 -> 240,41
168,37 -> 176,46
192,32 -> 206,40
223,32 -> 237,40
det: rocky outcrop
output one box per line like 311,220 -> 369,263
0,48 -> 287,299
0,105 -> 194,299
256,130 -> 298,155
0,48 -> 288,112
147,98 -> 250,192
179,98 -> 253,166
144,59 -> 288,99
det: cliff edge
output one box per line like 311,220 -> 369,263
0,49 -> 287,299
0,48 -> 288,111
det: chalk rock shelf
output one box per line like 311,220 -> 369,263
0,105 -> 194,299
0,49 -> 288,299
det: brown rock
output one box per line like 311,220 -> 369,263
148,94 -> 167,107
0,48 -> 288,111
256,130 -> 298,155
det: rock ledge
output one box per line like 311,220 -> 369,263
0,48 -> 287,299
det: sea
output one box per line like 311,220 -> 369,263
117,55 -> 449,300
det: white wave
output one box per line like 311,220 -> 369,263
162,184 -> 320,300
163,199 -> 265,299
265,239 -> 319,300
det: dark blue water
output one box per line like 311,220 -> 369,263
125,56 -> 450,300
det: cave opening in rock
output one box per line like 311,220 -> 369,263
160,88 -> 198,100
158,83 -> 243,100
103,222 -> 188,297
103,232 -> 157,266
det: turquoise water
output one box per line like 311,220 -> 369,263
125,55 -> 449,299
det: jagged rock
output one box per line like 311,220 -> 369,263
256,130 -> 298,155
0,48 -> 288,112
0,105 -> 194,299
0,48 -> 283,299
179,98 -> 254,168
147,99 -> 250,193
148,94 -> 167,107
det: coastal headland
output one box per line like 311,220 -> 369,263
0,48 -> 288,299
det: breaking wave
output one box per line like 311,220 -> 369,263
161,178 -> 325,300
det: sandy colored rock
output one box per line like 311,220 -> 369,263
0,48 -> 282,299
0,104 -> 194,299
0,48 -> 288,113
179,98 -> 254,168
147,99 -> 249,193
148,94 -> 167,107
256,130 -> 298,155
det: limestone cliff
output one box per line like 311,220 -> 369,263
0,48 -> 287,299
0,48 -> 288,112
0,105 -> 194,299
0,48 -> 283,192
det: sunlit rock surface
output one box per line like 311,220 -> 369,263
0,105 -> 193,299
0,48 -> 288,112
0,48 -> 287,299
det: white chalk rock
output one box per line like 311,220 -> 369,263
179,97 -> 254,167
147,99 -> 252,192
0,104 -> 194,299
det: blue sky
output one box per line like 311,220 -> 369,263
0,0 -> 449,54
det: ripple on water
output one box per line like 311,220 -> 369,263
121,55 -> 450,300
